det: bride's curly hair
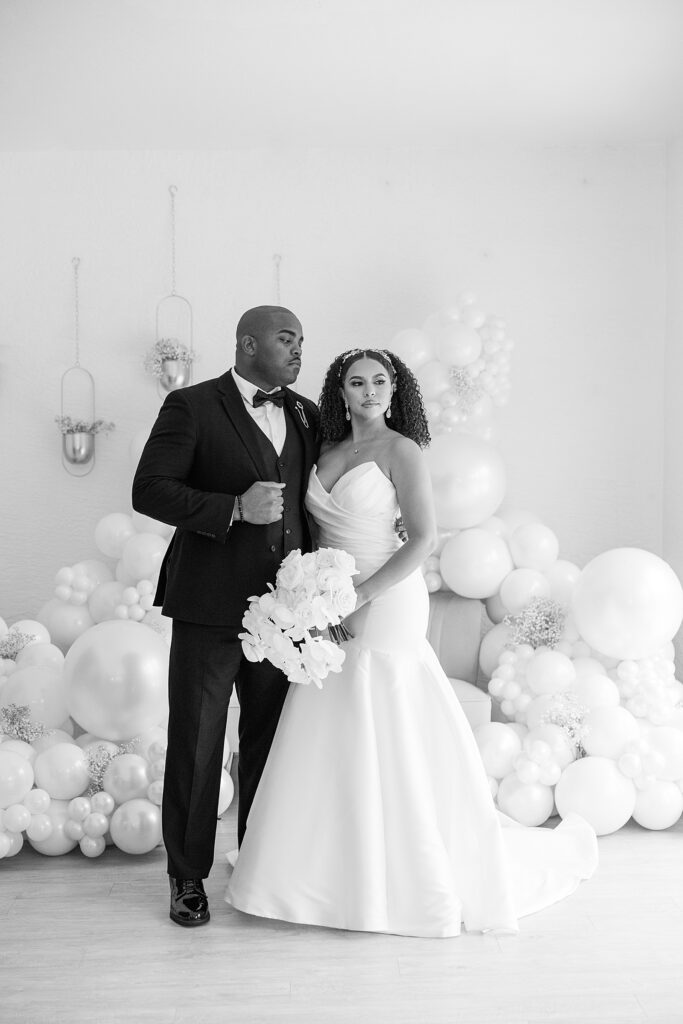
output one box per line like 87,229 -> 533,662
319,348 -> 431,448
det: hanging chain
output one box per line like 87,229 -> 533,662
72,257 -> 81,366
273,253 -> 282,304
169,185 -> 177,295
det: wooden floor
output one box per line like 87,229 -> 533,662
1,802 -> 682,1024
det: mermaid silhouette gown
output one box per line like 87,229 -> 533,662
226,462 -> 598,937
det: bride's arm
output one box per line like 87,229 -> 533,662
353,437 -> 438,611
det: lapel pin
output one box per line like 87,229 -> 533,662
295,401 -> 309,428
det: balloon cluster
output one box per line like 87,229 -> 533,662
477,547 -> 683,835
390,297 -> 683,836
0,501 -> 234,862
390,294 -> 512,440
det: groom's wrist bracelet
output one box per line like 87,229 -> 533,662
236,494 -> 244,522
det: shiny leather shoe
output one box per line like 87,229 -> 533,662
169,877 -> 210,927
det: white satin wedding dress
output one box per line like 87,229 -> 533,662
226,462 -> 598,937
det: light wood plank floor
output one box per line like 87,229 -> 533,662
1,801 -> 682,1024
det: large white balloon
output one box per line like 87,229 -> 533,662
509,524 -> 559,572
499,568 -> 550,616
582,706 -> 640,759
424,434 -> 506,530
478,623 -> 512,678
64,620 -> 169,742
94,513 -> 135,560
439,529 -> 513,599
36,599 -> 94,654
121,533 -> 168,583
555,757 -> 636,835
545,560 -> 582,606
496,775 -> 554,826
632,781 -> 683,830
1,665 -> 68,729
572,549 -> 683,660
474,723 -> 522,779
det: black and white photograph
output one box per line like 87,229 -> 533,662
1,1 -> 682,1022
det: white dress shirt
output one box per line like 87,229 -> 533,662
231,367 -> 287,456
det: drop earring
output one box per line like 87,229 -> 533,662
386,405 -> 392,419
344,400 -> 351,421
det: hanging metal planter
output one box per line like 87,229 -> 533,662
56,259 -> 115,476
145,186 -> 195,396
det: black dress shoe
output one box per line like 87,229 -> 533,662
169,877 -> 210,927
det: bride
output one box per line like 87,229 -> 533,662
226,348 -> 598,938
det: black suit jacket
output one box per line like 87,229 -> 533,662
132,371 -> 320,628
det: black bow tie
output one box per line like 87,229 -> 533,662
253,388 -> 287,408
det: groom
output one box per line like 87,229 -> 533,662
132,305 -> 320,927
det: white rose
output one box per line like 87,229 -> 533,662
277,558 -> 305,591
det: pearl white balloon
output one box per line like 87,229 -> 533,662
439,529 -> 513,599
509,524 -> 559,572
27,798 -> 78,856
94,513 -> 135,560
572,548 -> 683,661
121,533 -> 168,583
571,673 -> 620,709
555,757 -> 636,835
478,623 -> 513,678
1,665 -> 68,729
64,620 -> 169,742
425,434 -> 506,530
8,620 -> 51,646
36,599 -> 94,654
15,643 -> 65,671
525,650 -> 576,696
545,560 -> 581,606
474,723 -> 522,779
109,798 -> 162,855
499,568 -> 551,616
0,749 -> 35,808
33,743 -> 90,800
582,706 -> 640,759
632,780 -> 683,830
88,581 -> 127,623
497,775 -> 554,826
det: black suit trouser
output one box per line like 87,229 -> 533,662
163,619 -> 290,879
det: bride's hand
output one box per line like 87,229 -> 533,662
340,587 -> 368,638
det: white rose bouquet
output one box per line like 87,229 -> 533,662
239,547 -> 358,688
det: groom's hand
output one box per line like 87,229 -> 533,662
239,481 -> 286,524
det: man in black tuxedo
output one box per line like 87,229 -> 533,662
132,305 -> 319,927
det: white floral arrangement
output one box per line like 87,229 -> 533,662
240,547 -> 358,688
55,416 -> 116,435
144,338 -> 194,378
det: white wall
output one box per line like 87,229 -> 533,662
0,145 -> 667,623
664,139 -> 683,665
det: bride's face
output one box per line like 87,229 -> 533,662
341,358 -> 394,423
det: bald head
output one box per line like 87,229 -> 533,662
234,305 -> 304,390
236,306 -> 298,345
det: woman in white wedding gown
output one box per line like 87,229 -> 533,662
226,348 -> 597,938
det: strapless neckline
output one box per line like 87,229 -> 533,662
312,460 -> 392,498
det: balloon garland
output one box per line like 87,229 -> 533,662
0,504 -> 233,861
396,297 -> 683,835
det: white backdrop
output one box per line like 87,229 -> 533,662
0,144 -> 669,632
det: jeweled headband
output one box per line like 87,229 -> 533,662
338,348 -> 396,381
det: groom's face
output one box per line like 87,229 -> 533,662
250,312 -> 304,389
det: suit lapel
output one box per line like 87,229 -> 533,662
216,371 -> 270,479
284,391 -> 316,469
